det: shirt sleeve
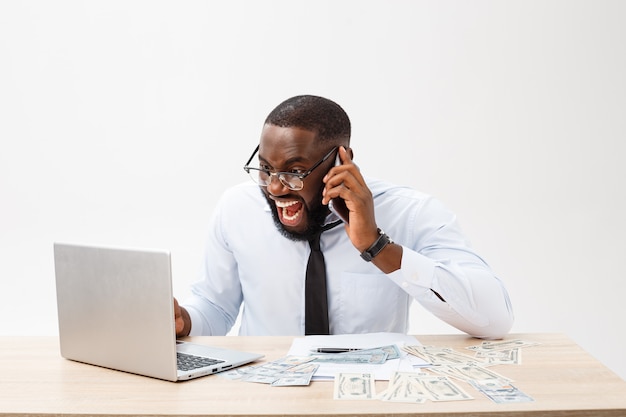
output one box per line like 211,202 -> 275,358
384,197 -> 514,339
182,197 -> 243,336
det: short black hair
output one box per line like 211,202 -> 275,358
264,95 -> 351,145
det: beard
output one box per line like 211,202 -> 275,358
260,186 -> 330,242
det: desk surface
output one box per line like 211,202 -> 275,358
1,333 -> 625,416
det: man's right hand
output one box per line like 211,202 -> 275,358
174,297 -> 191,337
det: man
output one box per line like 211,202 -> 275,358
174,95 -> 513,339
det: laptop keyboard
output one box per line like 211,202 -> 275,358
177,352 -> 225,371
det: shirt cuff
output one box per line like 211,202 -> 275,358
184,304 -> 205,336
386,245 -> 437,292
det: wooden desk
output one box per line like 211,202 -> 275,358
1,333 -> 625,416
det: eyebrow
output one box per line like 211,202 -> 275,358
258,154 -> 310,170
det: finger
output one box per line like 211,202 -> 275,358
335,146 -> 366,188
322,172 -> 353,205
338,146 -> 352,164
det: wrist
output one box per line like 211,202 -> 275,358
360,228 -> 393,262
180,306 -> 192,337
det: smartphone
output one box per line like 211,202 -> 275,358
328,155 -> 350,223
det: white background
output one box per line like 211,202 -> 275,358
2,1 -> 625,380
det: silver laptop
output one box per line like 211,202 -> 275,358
53,242 -> 263,382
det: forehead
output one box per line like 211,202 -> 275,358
258,124 -> 320,164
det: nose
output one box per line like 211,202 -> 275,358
265,173 -> 289,196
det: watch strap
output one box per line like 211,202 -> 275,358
360,228 -> 392,262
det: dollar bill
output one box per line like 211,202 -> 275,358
381,381 -> 427,403
219,365 -> 259,380
219,356 -> 318,386
416,376 -> 473,401
403,345 -> 482,366
466,339 -> 539,352
402,345 -> 428,362
429,348 -> 482,366
249,363 -> 292,375
475,348 -> 521,365
314,351 -> 388,364
334,373 -> 376,400
402,345 -> 444,364
432,363 -> 513,384
380,372 -> 429,403
272,356 -> 316,366
271,372 -> 315,387
357,344 -> 402,360
288,362 -> 320,374
470,378 -> 534,403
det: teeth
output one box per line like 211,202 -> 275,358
274,200 -> 302,222
275,200 -> 299,208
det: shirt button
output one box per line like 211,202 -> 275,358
401,281 -> 409,288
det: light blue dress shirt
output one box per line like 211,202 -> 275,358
184,178 -> 513,339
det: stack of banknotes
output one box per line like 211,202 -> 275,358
221,337 -> 538,403
219,344 -> 402,386
335,339 -> 537,403
220,355 -> 320,386
334,371 -> 473,402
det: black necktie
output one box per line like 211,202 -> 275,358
305,220 -> 342,335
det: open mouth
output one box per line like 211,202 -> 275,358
275,199 -> 305,227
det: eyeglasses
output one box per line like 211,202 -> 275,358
243,145 -> 338,191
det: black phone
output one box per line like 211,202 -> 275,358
328,155 -> 350,223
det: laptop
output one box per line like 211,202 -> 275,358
53,242 -> 263,382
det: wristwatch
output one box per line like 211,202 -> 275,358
360,228 -> 393,262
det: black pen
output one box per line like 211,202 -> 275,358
314,347 -> 362,353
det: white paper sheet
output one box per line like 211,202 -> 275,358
287,332 -> 428,380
